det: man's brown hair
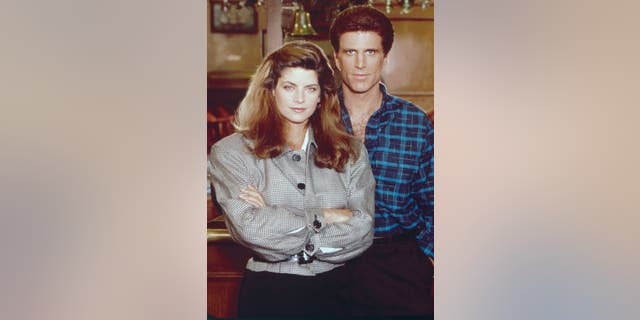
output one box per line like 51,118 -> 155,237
329,5 -> 395,55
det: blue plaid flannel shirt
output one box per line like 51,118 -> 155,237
340,84 -> 434,257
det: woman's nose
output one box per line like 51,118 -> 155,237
294,89 -> 305,103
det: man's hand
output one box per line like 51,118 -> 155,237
322,208 -> 353,223
238,184 -> 266,208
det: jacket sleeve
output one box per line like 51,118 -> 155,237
312,144 -> 375,263
209,143 -> 320,262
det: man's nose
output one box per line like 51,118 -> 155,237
356,53 -> 366,69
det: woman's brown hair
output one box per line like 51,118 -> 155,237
234,40 -> 358,172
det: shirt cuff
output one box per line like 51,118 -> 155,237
306,208 -> 325,233
319,247 -> 342,254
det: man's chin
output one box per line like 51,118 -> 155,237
343,83 -> 377,95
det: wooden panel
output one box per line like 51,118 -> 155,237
207,234 -> 252,318
381,6 -> 434,113
396,93 -> 434,115
208,241 -> 251,273
384,21 -> 434,93
208,277 -> 243,318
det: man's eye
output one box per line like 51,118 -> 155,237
345,50 -> 356,55
366,50 -> 376,55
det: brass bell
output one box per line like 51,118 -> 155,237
290,9 -> 318,36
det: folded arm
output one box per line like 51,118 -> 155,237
209,145 -> 315,261
310,145 -> 375,263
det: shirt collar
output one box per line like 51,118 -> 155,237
283,126 -> 317,154
239,126 -> 318,157
378,82 -> 392,110
338,82 -> 391,116
300,126 -> 311,151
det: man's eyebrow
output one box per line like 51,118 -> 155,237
341,48 -> 379,51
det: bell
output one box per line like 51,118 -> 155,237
290,9 -> 317,36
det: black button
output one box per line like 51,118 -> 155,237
313,219 -> 322,229
297,183 -> 305,190
305,243 -> 315,251
292,154 -> 301,161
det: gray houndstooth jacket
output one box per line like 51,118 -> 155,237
209,130 -> 375,276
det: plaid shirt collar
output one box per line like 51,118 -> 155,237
338,83 -> 397,128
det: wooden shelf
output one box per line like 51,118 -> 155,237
207,71 -> 252,89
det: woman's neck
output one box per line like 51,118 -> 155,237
285,124 -> 308,150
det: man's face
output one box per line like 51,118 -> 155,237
334,31 -> 387,95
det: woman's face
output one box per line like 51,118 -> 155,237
273,67 -> 321,130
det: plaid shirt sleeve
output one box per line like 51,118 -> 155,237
415,120 -> 434,257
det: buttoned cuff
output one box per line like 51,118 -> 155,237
304,209 -> 325,257
306,208 -> 325,233
303,237 -> 318,256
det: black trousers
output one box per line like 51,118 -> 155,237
237,266 -> 349,317
346,239 -> 434,317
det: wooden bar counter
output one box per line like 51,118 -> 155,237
207,216 -> 252,318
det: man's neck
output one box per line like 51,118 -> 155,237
342,85 -> 383,116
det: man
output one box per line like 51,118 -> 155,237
330,5 -> 434,316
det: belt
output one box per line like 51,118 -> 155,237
252,251 -> 315,265
373,228 -> 419,244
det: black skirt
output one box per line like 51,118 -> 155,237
237,265 -> 349,317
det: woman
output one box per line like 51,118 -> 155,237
208,41 -> 375,317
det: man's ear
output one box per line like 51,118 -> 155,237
333,51 -> 341,71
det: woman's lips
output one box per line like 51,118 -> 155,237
291,107 -> 306,113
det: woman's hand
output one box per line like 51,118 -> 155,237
238,184 -> 266,208
322,208 -> 353,223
